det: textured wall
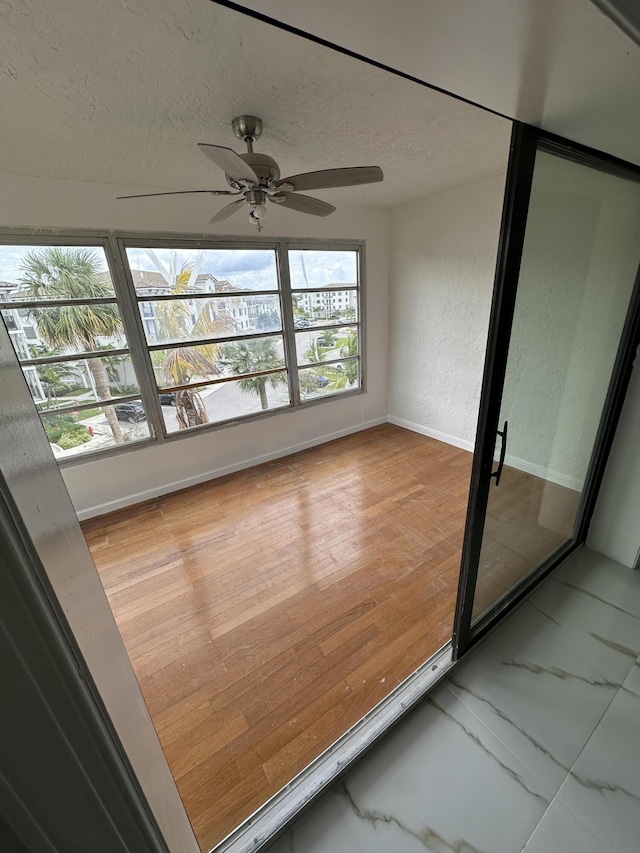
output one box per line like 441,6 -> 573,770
387,173 -> 507,446
0,173 -> 390,517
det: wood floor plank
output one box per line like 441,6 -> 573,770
80,424 -> 578,850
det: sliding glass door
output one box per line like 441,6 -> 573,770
454,124 -> 640,654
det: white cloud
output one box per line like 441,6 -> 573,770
0,244 -> 358,295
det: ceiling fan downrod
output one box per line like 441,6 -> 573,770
232,115 -> 263,154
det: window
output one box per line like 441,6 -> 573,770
0,243 -> 150,460
125,246 -> 291,432
289,249 -> 361,401
0,236 -> 363,461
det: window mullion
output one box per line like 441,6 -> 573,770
105,235 -> 166,442
277,240 -> 300,407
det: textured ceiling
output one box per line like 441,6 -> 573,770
0,0 -> 510,209
236,0 -> 640,168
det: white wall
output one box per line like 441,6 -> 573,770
0,174 -> 390,517
387,173 -> 506,448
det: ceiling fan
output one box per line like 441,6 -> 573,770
118,115 -> 383,231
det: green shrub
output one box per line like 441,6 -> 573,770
59,382 -> 91,394
57,429 -> 92,449
43,413 -> 91,448
44,422 -> 63,442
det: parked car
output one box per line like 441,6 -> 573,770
159,391 -> 176,406
316,375 -> 330,388
294,318 -> 311,329
114,402 -> 146,422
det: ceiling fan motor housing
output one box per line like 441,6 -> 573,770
226,152 -> 281,188
245,187 -> 268,207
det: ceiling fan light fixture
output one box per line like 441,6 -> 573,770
250,203 -> 268,220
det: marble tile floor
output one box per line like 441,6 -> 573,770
268,547 -> 640,853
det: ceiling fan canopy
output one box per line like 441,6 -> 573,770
118,115 -> 384,230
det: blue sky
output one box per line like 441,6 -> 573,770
0,245 -> 358,291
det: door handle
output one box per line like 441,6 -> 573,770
490,420 -> 508,486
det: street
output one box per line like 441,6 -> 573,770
160,377 -> 291,432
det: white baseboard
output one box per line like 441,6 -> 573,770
504,453 -> 583,492
74,417 -> 388,520
387,416 -> 475,452
387,417 -> 582,492
74,416 -> 582,520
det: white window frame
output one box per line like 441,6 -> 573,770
0,229 -> 366,468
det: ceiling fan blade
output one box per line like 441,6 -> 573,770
209,198 -> 245,224
198,143 -> 258,184
276,166 -> 383,193
269,193 -> 336,217
117,189 -> 239,199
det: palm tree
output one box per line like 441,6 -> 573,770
38,360 -> 79,408
322,331 -> 359,390
154,263 -> 233,429
226,338 -> 286,409
19,248 -> 124,443
305,338 -> 326,365
96,344 -> 126,393
340,331 -> 359,385
342,306 -> 356,321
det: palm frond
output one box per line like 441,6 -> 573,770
19,248 -> 122,352
161,345 -> 217,387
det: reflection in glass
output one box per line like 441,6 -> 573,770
139,296 -> 282,345
152,335 -> 286,389
472,150 -> 640,622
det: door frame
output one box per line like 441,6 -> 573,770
0,474 -> 172,853
452,122 -> 640,658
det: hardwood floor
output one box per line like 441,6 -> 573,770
82,425 -> 472,849
81,424 -> 582,849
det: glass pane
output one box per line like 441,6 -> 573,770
161,375 -> 290,433
288,249 -> 358,289
292,290 -> 358,326
125,247 -> 279,294
40,403 -> 150,460
295,326 -> 358,365
139,295 -> 282,345
298,364 -> 360,400
28,356 -> 139,409
152,336 -> 285,388
472,149 -> 640,623
0,245 -> 115,300
1,304 -> 127,359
